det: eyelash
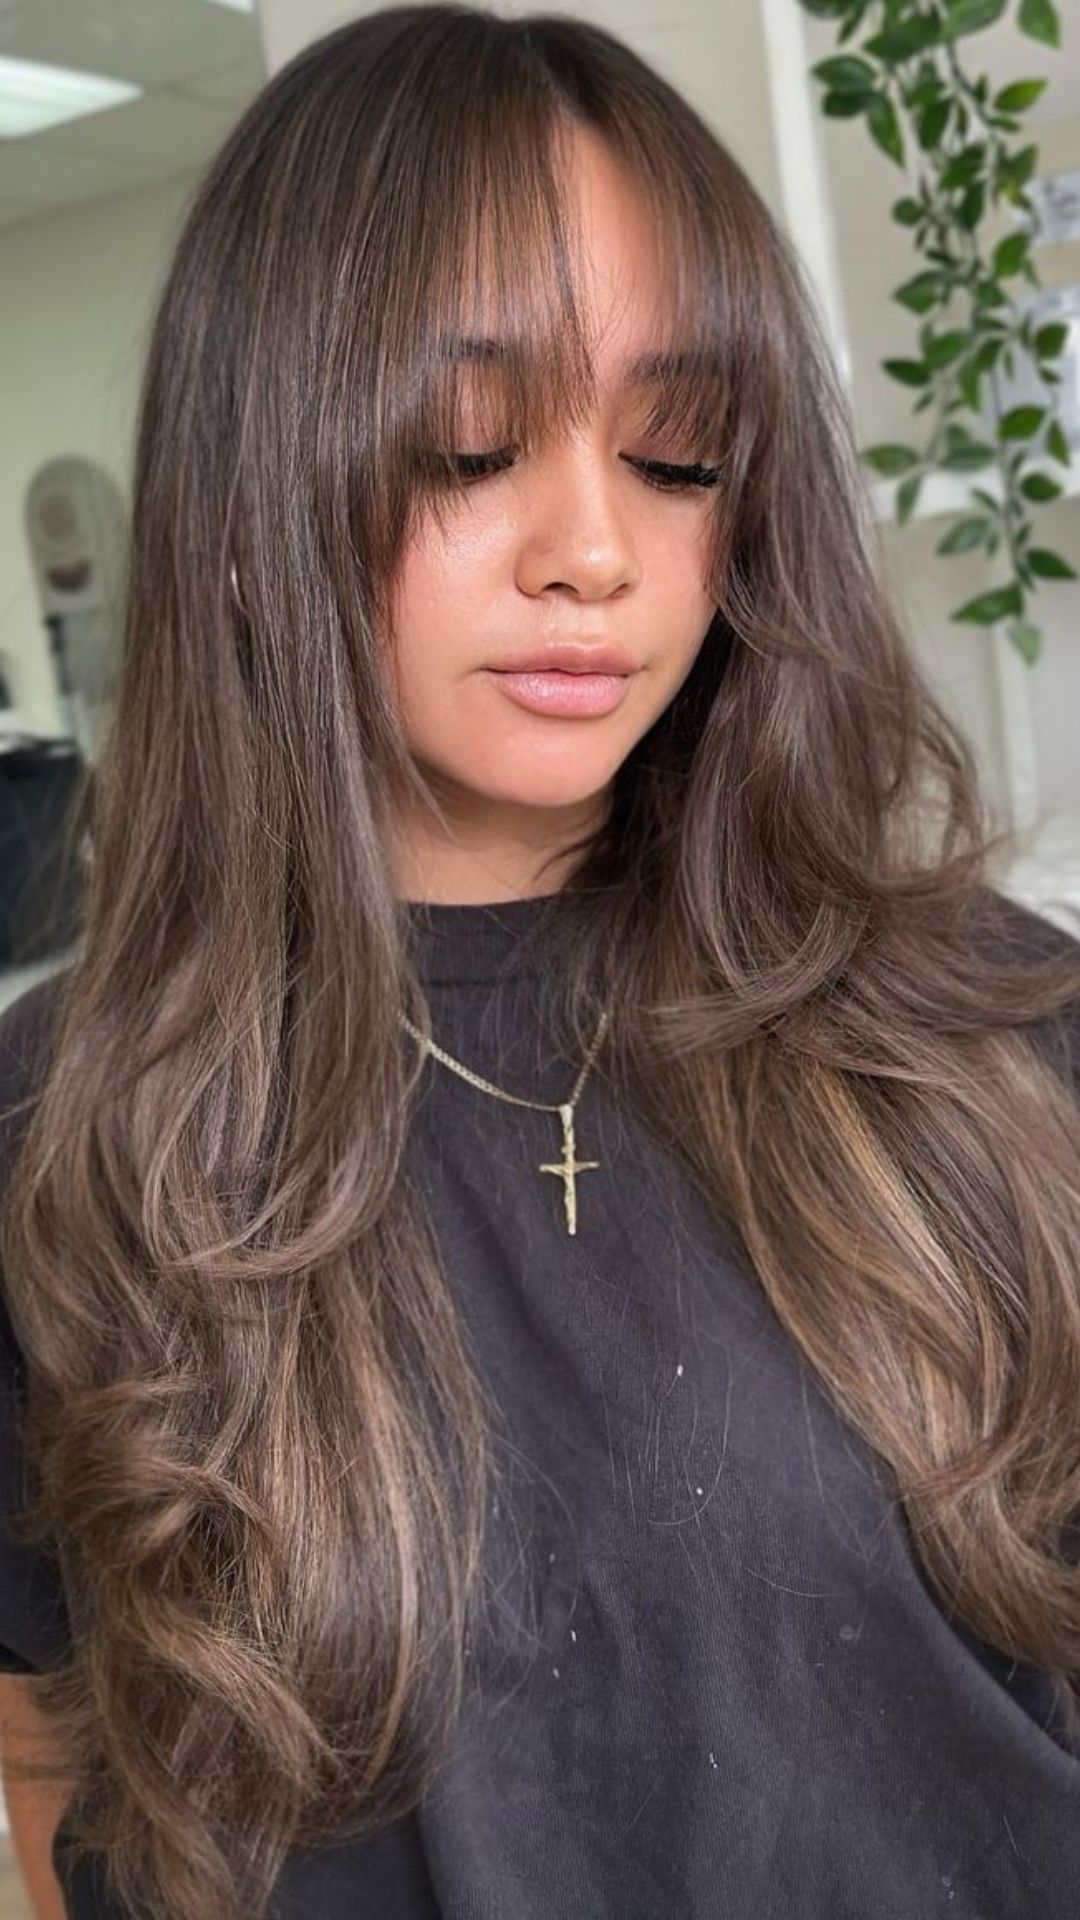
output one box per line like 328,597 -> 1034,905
449,450 -> 724,492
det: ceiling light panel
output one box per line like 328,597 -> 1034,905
0,54 -> 142,139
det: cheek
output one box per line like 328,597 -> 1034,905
644,500 -> 714,583
385,547 -> 482,736
391,516 -> 501,642
387,547 -> 454,684
648,536 -> 717,652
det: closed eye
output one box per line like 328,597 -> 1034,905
631,457 -> 725,492
448,450 -> 724,491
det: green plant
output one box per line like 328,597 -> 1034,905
799,0 -> 1077,664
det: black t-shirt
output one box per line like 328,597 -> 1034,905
3,890 -> 1080,1919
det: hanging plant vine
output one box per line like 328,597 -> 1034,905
799,0 -> 1076,663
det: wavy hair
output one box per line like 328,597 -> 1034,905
4,6 -> 1080,1917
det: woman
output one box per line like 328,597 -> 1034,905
2,6 -> 1080,1917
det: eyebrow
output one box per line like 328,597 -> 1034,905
435,332 -> 714,386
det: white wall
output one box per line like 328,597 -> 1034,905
0,172 -> 200,738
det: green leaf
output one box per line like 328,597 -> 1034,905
896,472 -> 924,524
1045,418 -> 1072,465
946,0 -> 1008,37
972,338 -> 1005,374
907,78 -> 945,112
999,404 -> 1046,438
951,581 -> 1023,623
1018,0 -> 1060,47
999,146 -> 1039,196
867,93 -> 904,165
822,90 -> 870,118
811,55 -> 878,90
1034,321 -> 1068,358
863,16 -> 943,62
946,0 -> 1008,34
862,444 -> 923,474
893,270 -> 947,313
940,141 -> 987,189
992,232 -> 1030,276
971,486 -> 1002,513
993,78 -> 1048,111
938,441 -> 998,470
1019,471 -> 1063,501
924,330 -> 970,369
937,517 -> 992,553
957,360 -> 983,411
1009,620 -> 1042,663
1027,548 -> 1079,579
917,99 -> 951,149
958,181 -> 987,229
797,0 -> 856,16
883,357 -> 932,386
892,196 -> 925,226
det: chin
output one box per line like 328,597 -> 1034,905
463,768 -> 617,811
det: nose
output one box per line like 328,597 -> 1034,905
515,443 -> 641,601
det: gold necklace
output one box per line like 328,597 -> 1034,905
398,1005 -> 613,1237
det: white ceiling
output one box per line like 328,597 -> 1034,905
0,0 -> 265,231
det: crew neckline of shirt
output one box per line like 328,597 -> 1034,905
401,892 -> 560,987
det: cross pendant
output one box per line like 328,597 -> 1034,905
539,1102 -> 599,1237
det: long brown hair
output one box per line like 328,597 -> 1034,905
4,6 -> 1080,1916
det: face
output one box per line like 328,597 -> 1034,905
386,121 -> 719,905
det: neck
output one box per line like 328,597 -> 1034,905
387,781 -> 610,906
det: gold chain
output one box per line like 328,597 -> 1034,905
399,1005 -> 612,1237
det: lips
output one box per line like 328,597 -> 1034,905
485,667 -> 633,717
489,644 -> 635,676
